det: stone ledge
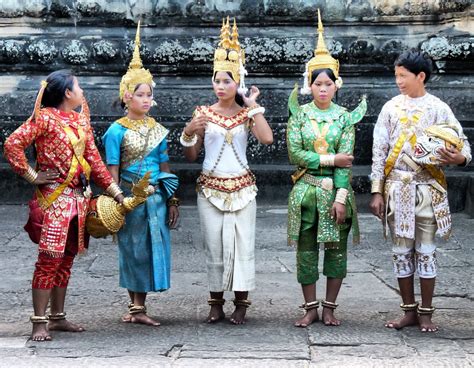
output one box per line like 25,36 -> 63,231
2,163 -> 473,215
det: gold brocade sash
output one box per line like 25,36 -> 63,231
36,125 -> 91,209
424,164 -> 447,189
384,128 -> 417,177
384,105 -> 421,177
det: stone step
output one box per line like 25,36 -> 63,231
2,163 -> 473,216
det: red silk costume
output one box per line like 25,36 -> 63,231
4,106 -> 115,289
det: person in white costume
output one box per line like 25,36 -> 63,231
180,18 -> 273,325
369,50 -> 471,332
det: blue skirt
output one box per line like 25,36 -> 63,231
117,190 -> 171,293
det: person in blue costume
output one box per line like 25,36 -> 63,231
103,22 -> 179,327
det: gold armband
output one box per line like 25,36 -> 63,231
320,155 -> 335,167
167,196 -> 180,207
106,182 -> 123,198
22,166 -> 38,184
371,180 -> 385,194
335,188 -> 348,204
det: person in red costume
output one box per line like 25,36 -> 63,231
4,70 -> 124,341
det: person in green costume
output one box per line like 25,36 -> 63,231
287,10 -> 367,328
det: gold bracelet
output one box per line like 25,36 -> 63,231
105,182 -> 123,198
167,196 -> 180,207
22,166 -> 38,184
182,130 -> 196,142
371,180 -> 385,194
335,188 -> 348,204
320,155 -> 335,167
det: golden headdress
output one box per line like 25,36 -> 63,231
213,17 -> 248,94
119,21 -> 155,100
301,9 -> 342,95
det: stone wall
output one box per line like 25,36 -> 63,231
0,0 -> 473,205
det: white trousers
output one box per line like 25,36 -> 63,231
387,184 -> 437,279
197,194 -> 256,291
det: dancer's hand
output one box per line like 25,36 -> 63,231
33,169 -> 60,185
331,202 -> 346,225
114,193 -> 125,204
369,193 -> 385,220
438,147 -> 466,166
242,86 -> 260,107
334,154 -> 354,168
184,114 -> 207,136
168,205 -> 179,229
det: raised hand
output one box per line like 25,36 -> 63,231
241,86 -> 260,107
184,114 -> 207,136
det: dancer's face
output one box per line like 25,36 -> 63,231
126,84 -> 153,116
65,77 -> 84,109
311,72 -> 336,109
213,71 -> 238,101
395,66 -> 426,97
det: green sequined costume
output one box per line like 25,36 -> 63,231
287,87 -> 366,284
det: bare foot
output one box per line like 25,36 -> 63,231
418,314 -> 438,332
207,305 -> 225,323
121,312 -> 132,323
322,308 -> 341,326
48,319 -> 85,332
385,311 -> 418,329
294,308 -> 319,328
130,312 -> 160,327
31,323 -> 52,342
230,306 -> 248,325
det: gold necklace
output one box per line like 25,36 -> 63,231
118,116 -> 155,135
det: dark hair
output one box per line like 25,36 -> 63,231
394,49 -> 433,84
310,68 -> 337,85
117,83 -> 153,109
41,70 -> 75,108
213,71 -> 244,107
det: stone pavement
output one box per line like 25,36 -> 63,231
0,204 -> 473,368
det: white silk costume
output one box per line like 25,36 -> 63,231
371,93 -> 471,278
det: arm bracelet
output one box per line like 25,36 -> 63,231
167,196 -> 180,207
180,130 -> 198,147
334,188 -> 348,205
22,166 -> 38,184
371,180 -> 385,194
105,182 -> 123,198
320,155 -> 335,167
247,106 -> 265,119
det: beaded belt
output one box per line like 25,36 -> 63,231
42,183 -> 85,197
197,172 -> 256,193
302,173 -> 333,191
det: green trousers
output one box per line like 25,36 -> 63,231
296,186 -> 351,285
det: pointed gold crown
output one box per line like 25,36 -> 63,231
213,17 -> 244,83
119,21 -> 154,99
305,9 -> 339,81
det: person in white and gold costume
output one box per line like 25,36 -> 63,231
181,17 -> 273,325
369,50 -> 471,332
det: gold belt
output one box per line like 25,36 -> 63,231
42,183 -> 84,197
197,172 -> 256,193
302,174 -> 334,191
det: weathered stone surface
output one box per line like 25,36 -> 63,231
0,204 -> 473,367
